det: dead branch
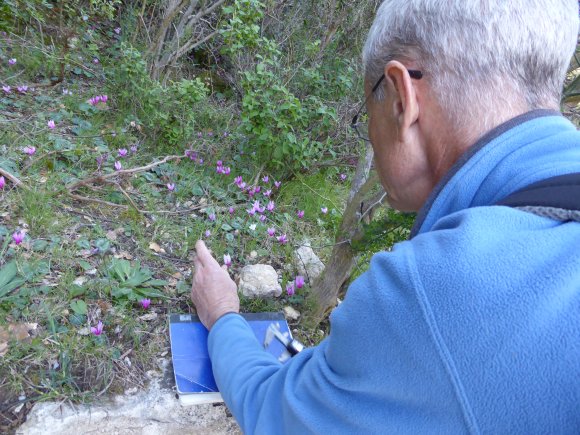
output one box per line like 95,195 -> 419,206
0,168 -> 27,190
66,154 -> 183,192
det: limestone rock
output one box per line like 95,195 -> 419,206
238,264 -> 282,298
294,244 -> 325,282
283,306 -> 301,321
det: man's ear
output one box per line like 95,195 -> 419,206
384,61 -> 420,141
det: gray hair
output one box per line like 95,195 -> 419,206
363,0 -> 579,130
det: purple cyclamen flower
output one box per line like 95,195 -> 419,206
0,176 -> 5,189
262,176 -> 269,183
23,146 -> 36,155
204,230 -> 211,238
167,183 -> 175,191
295,275 -> 305,289
17,85 -> 28,93
321,207 -> 328,214
223,167 -> 231,175
93,58 -> 99,64
197,132 -> 203,138
140,298 -> 151,309
12,230 -> 25,245
247,208 -> 256,217
252,201 -> 265,214
2,86 -> 11,93
286,283 -> 295,296
114,161 -> 122,171
234,176 -> 243,185
118,148 -> 128,157
8,58 -> 16,65
101,95 -> 108,103
208,213 -> 216,222
263,189 -> 272,197
47,120 -> 55,129
297,210 -> 305,219
266,201 -> 275,212
198,158 -> 204,164
277,234 -> 288,244
130,145 -> 138,153
216,166 -> 224,174
274,181 -> 282,189
90,320 -> 104,336
229,207 -> 235,214
216,160 -> 223,167
259,215 -> 267,223
223,254 -> 232,268
267,228 -> 275,237
340,174 -> 347,182
114,27 -> 121,34
238,181 -> 247,189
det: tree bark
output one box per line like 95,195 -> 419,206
308,143 -> 386,325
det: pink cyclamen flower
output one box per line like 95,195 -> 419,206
114,27 -> 121,34
297,210 -> 305,219
114,161 -> 122,171
130,145 -> 138,153
277,234 -> 288,244
204,230 -> 211,238
118,148 -> 128,157
247,208 -> 256,217
223,167 -> 231,175
286,283 -> 295,296
252,201 -> 265,214
216,160 -> 223,167
23,146 -> 36,155
140,298 -> 151,309
0,176 -> 5,189
267,228 -> 275,237
234,176 -> 243,185
90,320 -> 104,336
274,181 -> 282,189
101,95 -> 108,103
208,213 -> 216,222
93,58 -> 99,64
216,166 -> 224,174
295,275 -> 305,289
262,176 -> 269,183
263,189 -> 272,197
259,215 -> 267,223
12,231 -> 25,245
223,254 -> 232,268
167,183 -> 175,191
340,174 -> 347,182
17,85 -> 28,93
2,86 -> 11,93
47,120 -> 55,129
266,201 -> 275,212
8,58 -> 16,65
321,207 -> 328,214
229,207 -> 235,214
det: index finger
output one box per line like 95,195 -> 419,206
195,240 -> 219,267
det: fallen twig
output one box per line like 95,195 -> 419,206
0,168 -> 27,190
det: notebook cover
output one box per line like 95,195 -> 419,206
169,312 -> 291,395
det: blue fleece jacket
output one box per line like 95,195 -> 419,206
208,110 -> 580,434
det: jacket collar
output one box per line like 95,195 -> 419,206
410,109 -> 567,238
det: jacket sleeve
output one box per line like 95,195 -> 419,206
208,245 -> 469,434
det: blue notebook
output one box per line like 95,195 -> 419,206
169,312 -> 292,405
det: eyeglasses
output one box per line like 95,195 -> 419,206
350,70 -> 423,142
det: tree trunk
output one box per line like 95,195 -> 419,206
308,143 -> 387,326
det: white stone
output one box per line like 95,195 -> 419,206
238,264 -> 282,298
283,306 -> 301,321
294,244 -> 325,282
18,380 -> 240,435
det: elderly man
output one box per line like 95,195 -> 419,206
191,0 -> 580,433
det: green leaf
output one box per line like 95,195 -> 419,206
69,299 -> 88,315
69,285 -> 86,298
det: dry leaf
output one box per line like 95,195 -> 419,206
114,251 -> 134,260
139,312 -> 158,322
73,276 -> 88,286
0,323 -> 38,356
149,242 -> 165,253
